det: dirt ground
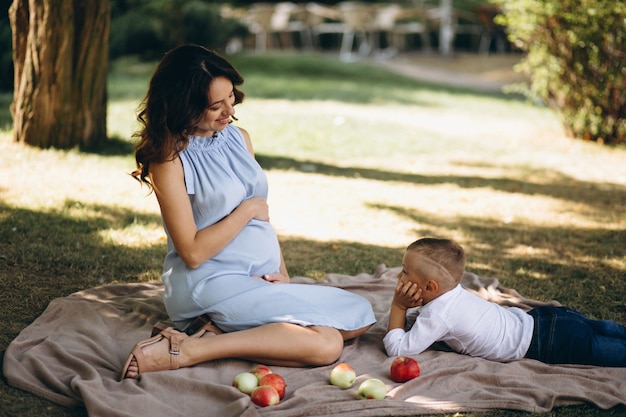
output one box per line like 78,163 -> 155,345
373,51 -> 527,92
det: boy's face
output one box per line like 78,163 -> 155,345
398,250 -> 446,304
398,250 -> 428,289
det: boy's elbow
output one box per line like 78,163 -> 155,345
384,343 -> 398,357
382,336 -> 398,357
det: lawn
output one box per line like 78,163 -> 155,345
0,52 -> 625,417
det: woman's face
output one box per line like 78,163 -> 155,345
193,76 -> 236,137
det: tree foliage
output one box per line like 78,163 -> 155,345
495,0 -> 625,145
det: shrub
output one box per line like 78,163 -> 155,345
178,1 -> 248,50
109,0 -> 247,59
494,0 -> 625,145
0,0 -> 13,92
109,10 -> 167,60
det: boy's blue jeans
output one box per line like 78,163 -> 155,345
525,306 -> 626,367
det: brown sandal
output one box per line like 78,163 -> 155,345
120,326 -> 188,380
151,321 -> 172,337
151,315 -> 219,338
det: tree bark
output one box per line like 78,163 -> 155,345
9,0 -> 110,149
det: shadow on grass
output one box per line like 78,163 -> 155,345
1,195 -> 624,417
81,135 -> 136,156
0,200 -> 166,417
376,204 -> 626,311
0,200 -> 164,325
256,153 -> 626,222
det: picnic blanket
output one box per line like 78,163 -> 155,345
4,264 -> 626,417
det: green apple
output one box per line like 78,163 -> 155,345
357,378 -> 387,400
329,363 -> 356,389
232,371 -> 258,394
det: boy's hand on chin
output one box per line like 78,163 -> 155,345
393,280 -> 424,309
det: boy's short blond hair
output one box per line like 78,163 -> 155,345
406,237 -> 466,290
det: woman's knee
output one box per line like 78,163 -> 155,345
309,327 -> 344,365
339,324 -> 372,341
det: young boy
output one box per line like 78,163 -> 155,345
384,237 -> 626,367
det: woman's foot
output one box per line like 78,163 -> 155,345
191,321 -> 223,337
120,327 -> 188,380
186,315 -> 224,336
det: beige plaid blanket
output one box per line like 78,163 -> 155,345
4,265 -> 626,416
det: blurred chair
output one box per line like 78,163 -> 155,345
370,3 -> 399,55
372,4 -> 431,56
304,2 -> 345,50
475,4 -> 509,54
242,2 -> 309,51
426,5 -> 486,55
337,1 -> 376,60
271,2 -> 309,50
241,3 -> 275,51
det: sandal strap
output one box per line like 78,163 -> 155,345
164,329 -> 187,370
151,321 -> 171,337
186,314 -> 213,336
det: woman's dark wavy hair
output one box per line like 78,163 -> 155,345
131,44 -> 245,186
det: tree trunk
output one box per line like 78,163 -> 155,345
9,0 -> 110,149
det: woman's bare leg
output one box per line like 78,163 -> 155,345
123,323 -> 351,378
339,324 -> 372,341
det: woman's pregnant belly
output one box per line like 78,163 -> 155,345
162,220 -> 281,320
211,219 -> 281,277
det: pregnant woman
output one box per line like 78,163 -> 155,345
121,45 -> 375,379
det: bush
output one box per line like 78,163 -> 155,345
495,0 -> 625,145
109,0 -> 247,59
0,0 -> 13,92
109,10 -> 167,60
179,1 -> 247,49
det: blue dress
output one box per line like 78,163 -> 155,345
161,124 -> 376,332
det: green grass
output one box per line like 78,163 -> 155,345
1,52 -> 625,417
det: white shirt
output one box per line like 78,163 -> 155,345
384,284 -> 534,361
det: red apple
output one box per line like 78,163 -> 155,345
251,385 -> 280,407
329,363 -> 356,388
232,371 -> 258,394
259,373 -> 286,399
251,364 -> 273,381
389,356 -> 420,383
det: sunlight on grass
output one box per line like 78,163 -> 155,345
108,99 -> 142,140
603,258 -> 626,271
515,267 -> 551,280
0,131 -> 157,213
3,53 -> 625,417
98,223 -> 166,247
2,53 -> 625,318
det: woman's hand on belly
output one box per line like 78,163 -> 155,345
251,273 -> 290,284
